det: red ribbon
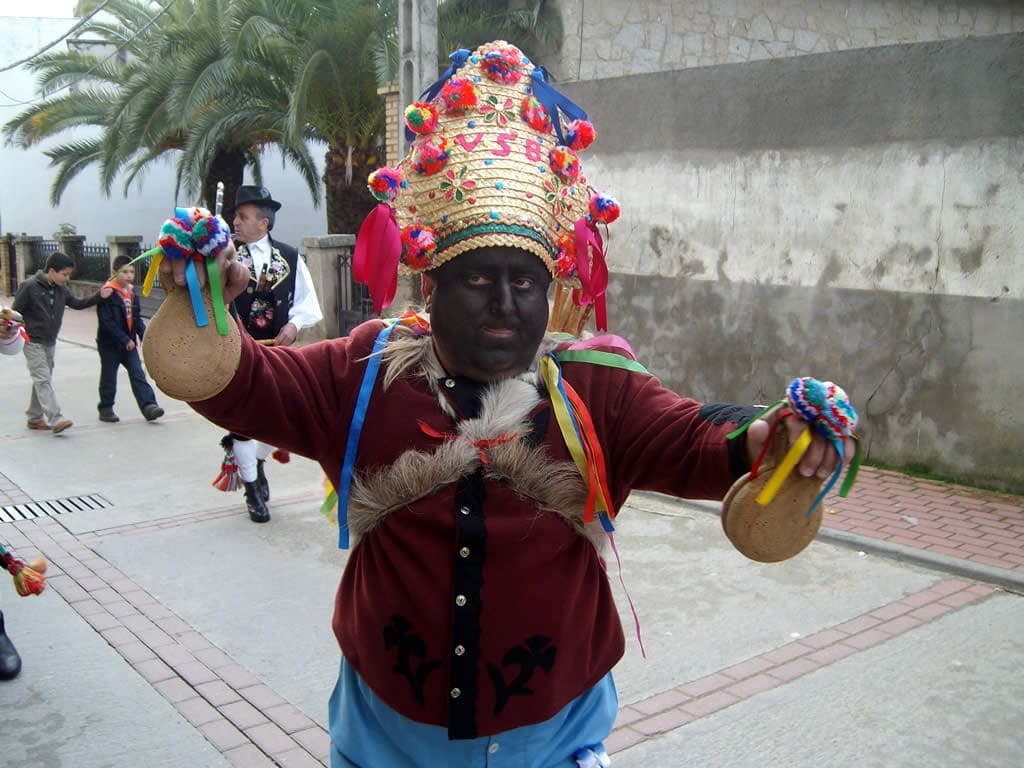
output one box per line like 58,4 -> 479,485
573,217 -> 609,331
417,420 -> 517,466
353,204 -> 402,315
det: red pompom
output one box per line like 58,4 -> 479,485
565,120 -> 596,151
272,449 -> 291,464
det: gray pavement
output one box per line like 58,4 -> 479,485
0,305 -> 1021,767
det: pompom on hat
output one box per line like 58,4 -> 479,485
354,40 -> 618,332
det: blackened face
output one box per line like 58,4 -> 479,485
425,247 -> 552,382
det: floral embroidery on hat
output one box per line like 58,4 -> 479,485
480,95 -> 517,127
439,165 -> 477,203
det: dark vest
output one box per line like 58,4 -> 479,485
233,239 -> 299,341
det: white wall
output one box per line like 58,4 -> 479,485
0,16 -> 328,249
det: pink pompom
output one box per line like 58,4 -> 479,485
548,146 -> 581,183
565,120 -> 596,151
520,95 -> 552,133
481,46 -> 525,84
400,224 -> 437,270
589,192 -> 621,224
404,102 -> 439,134
410,136 -> 450,176
368,167 -> 403,203
439,78 -> 477,116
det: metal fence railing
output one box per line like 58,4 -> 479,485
27,240 -> 60,273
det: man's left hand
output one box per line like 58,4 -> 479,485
745,414 -> 855,479
99,286 -> 113,299
274,322 -> 298,347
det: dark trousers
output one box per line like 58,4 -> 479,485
97,342 -> 157,412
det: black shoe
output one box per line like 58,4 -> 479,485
256,459 -> 270,502
243,481 -> 270,523
0,611 -> 22,681
143,404 -> 164,421
99,408 -> 120,423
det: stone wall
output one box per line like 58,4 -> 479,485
557,30 -> 1023,491
552,0 -> 1024,79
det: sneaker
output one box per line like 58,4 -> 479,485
26,419 -> 49,431
51,419 -> 73,434
98,409 -> 120,423
143,404 -> 164,422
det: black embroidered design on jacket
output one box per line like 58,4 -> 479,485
488,635 -> 557,715
384,615 -> 441,707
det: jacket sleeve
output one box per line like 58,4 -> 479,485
11,281 -> 29,313
563,359 -> 757,506
66,289 -> 102,311
134,294 -> 146,340
97,296 -> 130,348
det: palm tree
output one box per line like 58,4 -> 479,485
230,0 -> 389,234
4,0 -> 319,213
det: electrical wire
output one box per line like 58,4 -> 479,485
0,0 -> 115,73
0,0 -> 180,108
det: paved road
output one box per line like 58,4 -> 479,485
0,302 -> 1021,767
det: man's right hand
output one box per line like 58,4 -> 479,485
159,241 -> 251,306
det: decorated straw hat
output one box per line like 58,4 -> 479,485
354,40 -> 621,335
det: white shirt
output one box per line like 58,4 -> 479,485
245,235 -> 323,332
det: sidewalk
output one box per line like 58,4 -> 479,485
1,299 -> 1021,768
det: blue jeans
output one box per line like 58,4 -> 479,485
97,342 -> 157,412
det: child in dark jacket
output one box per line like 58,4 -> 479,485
95,256 -> 163,423
13,251 -> 110,434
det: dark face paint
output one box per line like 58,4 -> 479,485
427,247 -> 552,382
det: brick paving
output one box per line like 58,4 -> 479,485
824,465 -> 1024,574
2,456 -> 1022,765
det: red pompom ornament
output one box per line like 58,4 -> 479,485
439,78 -> 478,115
548,146 -> 581,184
520,95 -> 552,132
555,233 -> 577,278
410,136 -> 450,176
401,224 -> 437,270
565,120 -> 596,151
368,166 -> 403,203
404,102 -> 439,135
481,46 -> 525,84
589,192 -> 621,224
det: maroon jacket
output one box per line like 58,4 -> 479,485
192,319 -> 750,739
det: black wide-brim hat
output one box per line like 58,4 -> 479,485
235,185 -> 282,211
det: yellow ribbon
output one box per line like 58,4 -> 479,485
755,426 -> 813,506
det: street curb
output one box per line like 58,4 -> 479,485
634,493 -> 1024,596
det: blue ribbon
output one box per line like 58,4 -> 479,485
336,322 -> 398,549
530,66 -> 588,145
404,48 -> 472,142
184,258 -> 208,327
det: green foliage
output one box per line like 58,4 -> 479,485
52,222 -> 78,239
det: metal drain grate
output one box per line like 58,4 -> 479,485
0,494 -> 112,523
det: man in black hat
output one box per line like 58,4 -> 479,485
227,185 -> 323,522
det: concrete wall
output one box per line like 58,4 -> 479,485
558,28 -> 1023,491
552,0 -> 1024,79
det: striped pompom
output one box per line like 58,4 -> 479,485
589,193 -> 620,224
368,167 -> 403,203
192,215 -> 231,259
404,102 -> 439,135
158,218 -> 194,260
786,377 -> 858,441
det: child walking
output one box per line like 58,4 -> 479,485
13,251 -> 110,434
96,256 -> 164,423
